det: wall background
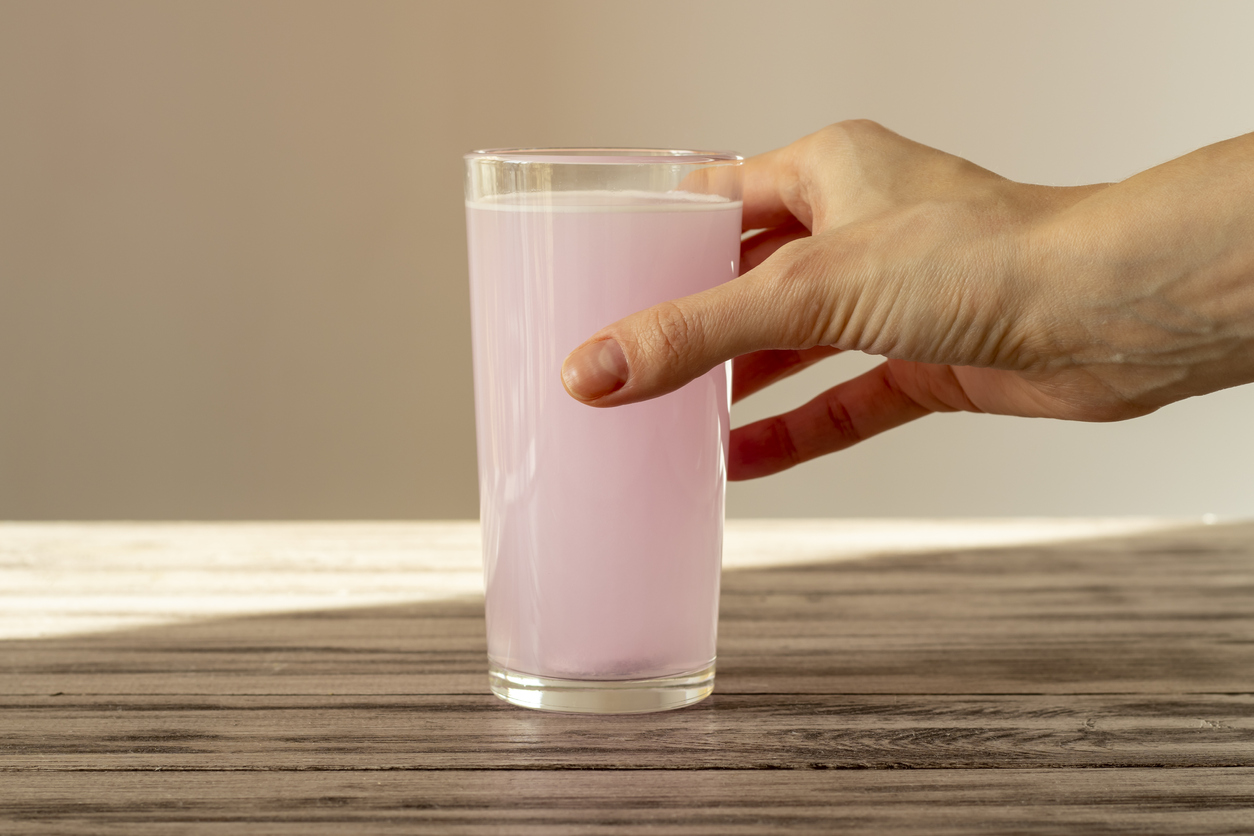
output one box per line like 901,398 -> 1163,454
2,0 -> 1252,520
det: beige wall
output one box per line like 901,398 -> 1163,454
2,0 -> 1252,520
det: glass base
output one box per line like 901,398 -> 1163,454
488,662 -> 715,714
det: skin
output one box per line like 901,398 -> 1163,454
559,121 -> 1254,481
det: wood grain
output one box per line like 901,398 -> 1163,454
2,693 -> 1251,771
2,519 -> 1252,833
3,770 -> 1251,835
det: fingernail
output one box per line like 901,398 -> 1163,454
561,338 -> 628,401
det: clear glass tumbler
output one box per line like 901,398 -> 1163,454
464,148 -> 743,713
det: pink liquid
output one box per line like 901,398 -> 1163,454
466,191 -> 742,681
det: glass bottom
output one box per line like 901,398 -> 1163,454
488,661 -> 715,714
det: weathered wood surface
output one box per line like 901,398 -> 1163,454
3,693 -> 1251,770
5,770 -> 1253,835
2,519 -> 1253,833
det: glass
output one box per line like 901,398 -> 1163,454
464,148 -> 743,713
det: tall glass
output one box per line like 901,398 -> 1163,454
464,148 -> 743,713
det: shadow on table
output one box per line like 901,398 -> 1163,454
4,519 -> 1251,700
3,520 -> 1252,830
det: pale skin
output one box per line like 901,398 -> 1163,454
559,121 -> 1254,481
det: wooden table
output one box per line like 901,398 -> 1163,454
2,519 -> 1252,833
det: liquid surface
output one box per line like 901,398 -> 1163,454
466,191 -> 741,680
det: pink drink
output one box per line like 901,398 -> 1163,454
466,191 -> 741,682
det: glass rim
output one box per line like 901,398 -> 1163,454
465,147 -> 743,165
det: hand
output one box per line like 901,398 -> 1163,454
560,121 -> 1254,480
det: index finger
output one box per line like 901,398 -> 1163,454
742,144 -> 805,231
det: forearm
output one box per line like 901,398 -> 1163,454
1033,131 -> 1254,406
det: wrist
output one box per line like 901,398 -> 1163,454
1026,173 -> 1254,407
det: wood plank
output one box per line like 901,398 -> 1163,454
5,600 -> 1251,696
4,519 -> 1251,696
2,520 -> 1252,832
2,693 -> 1251,771
2,769 -> 1251,835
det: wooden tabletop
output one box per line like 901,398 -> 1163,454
2,519 -> 1252,834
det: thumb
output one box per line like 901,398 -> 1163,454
560,239 -> 828,407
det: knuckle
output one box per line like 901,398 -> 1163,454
757,238 -> 842,347
835,118 -> 888,136
822,395 -> 862,446
756,237 -> 818,294
817,119 -> 889,149
642,300 -> 700,367
764,416 -> 803,468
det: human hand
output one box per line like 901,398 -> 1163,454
559,121 -> 1254,480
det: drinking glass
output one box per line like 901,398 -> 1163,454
464,148 -> 743,713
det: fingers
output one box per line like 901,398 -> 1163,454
740,121 -> 905,233
732,346 -> 842,403
560,123 -> 981,410
741,218 -> 810,273
728,361 -> 932,480
742,145 -> 804,231
560,238 -> 828,407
